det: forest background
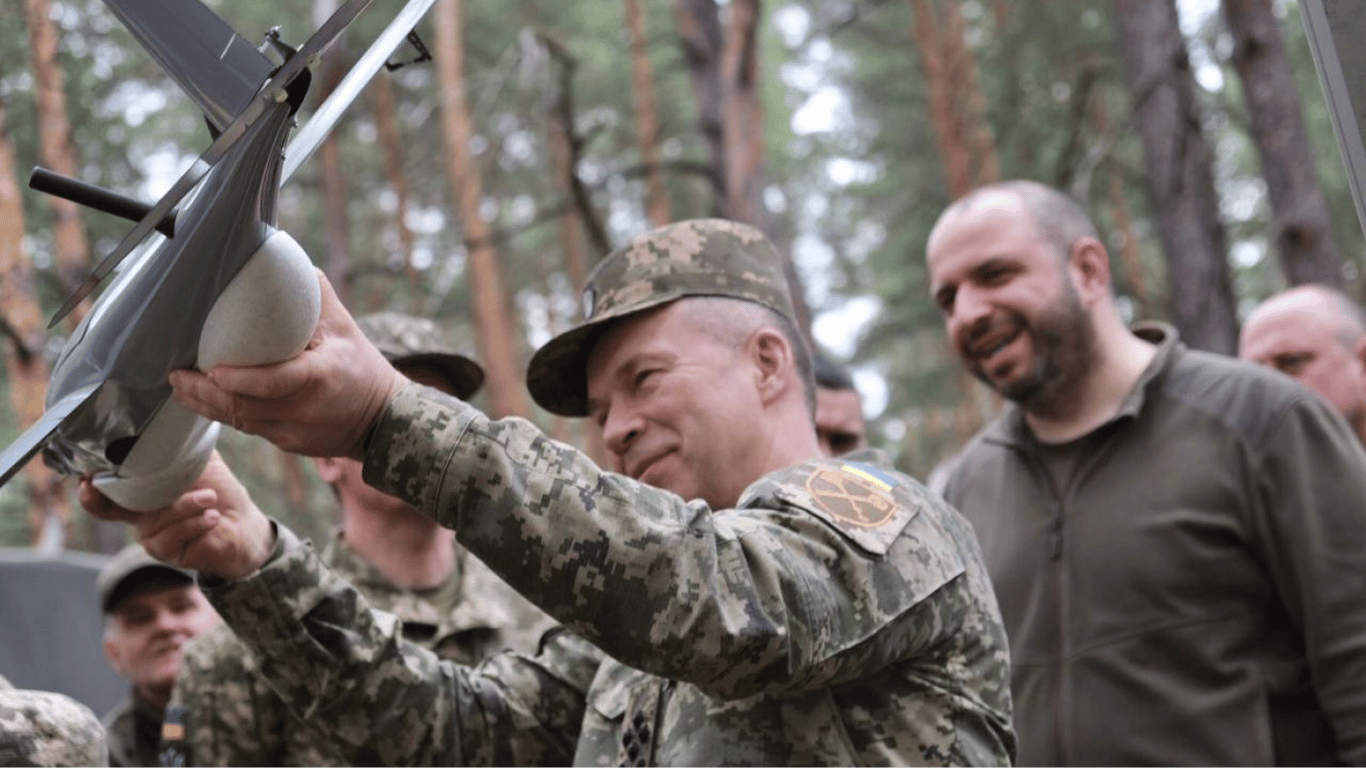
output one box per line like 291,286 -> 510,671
0,0 -> 1358,551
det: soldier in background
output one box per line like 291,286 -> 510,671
90,219 -> 1014,765
0,674 -> 106,767
813,353 -> 867,456
96,546 -> 219,766
1239,283 -> 1366,445
162,312 -> 555,766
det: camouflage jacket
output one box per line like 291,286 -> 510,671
0,674 -> 107,767
103,693 -> 160,767
202,383 -> 1015,765
166,528 -> 554,766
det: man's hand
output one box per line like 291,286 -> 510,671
80,452 -> 274,580
169,270 -> 407,460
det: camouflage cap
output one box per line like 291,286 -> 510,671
355,312 -> 485,400
0,676 -> 106,767
526,219 -> 794,416
96,543 -> 194,613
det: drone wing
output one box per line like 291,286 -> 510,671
101,0 -> 275,135
0,384 -> 100,491
48,0 -> 375,327
1301,0 -> 1366,236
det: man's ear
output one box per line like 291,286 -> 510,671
750,328 -> 793,406
313,456 -> 345,484
103,629 -> 126,676
1068,237 -> 1112,303
1354,334 -> 1366,370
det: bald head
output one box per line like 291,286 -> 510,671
1245,285 -> 1366,348
930,180 -> 1101,266
1240,284 -> 1366,442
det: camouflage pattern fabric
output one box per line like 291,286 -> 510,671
102,695 -> 161,767
0,674 -> 107,767
354,312 -> 484,401
526,218 -> 795,416
167,528 -> 555,766
202,381 -> 1014,765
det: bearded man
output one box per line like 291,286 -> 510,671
929,179 -> 1366,765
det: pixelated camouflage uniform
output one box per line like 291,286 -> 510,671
0,674 -> 106,767
199,219 -> 1014,765
102,694 -> 161,767
166,529 -> 555,766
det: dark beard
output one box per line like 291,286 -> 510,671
965,282 -> 1097,415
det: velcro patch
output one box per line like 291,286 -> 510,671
806,464 -> 899,528
763,460 -> 918,555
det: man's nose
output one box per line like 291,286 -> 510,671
952,285 -> 993,329
601,402 -> 644,459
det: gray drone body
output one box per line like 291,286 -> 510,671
0,0 -> 437,507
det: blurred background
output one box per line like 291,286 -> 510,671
0,0 -> 1357,556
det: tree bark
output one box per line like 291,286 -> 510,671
24,0 -> 92,326
1223,0 -> 1345,288
673,0 -> 726,199
0,93 -> 71,550
314,0 -> 354,306
1113,0 -> 1239,353
1092,95 -> 1151,316
369,74 -> 418,301
624,0 -> 673,227
433,0 -> 530,419
910,0 -> 1004,441
674,0 -> 813,335
909,0 -> 1000,197
718,0 -> 767,230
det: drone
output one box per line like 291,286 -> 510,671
0,0 -> 436,510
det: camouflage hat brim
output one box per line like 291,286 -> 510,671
526,218 -> 794,417
526,292 -> 682,417
392,352 -> 485,401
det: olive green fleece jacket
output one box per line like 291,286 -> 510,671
944,323 -> 1366,766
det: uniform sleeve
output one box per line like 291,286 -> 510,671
364,383 -> 973,700
200,524 -> 601,767
168,626 -> 288,766
1254,396 -> 1366,763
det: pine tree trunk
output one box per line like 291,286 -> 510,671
1093,96 -> 1151,315
624,0 -> 672,227
314,0 -> 354,306
941,1 -> 1001,187
369,74 -> 418,301
718,0 -> 767,230
910,0 -> 1004,442
433,0 -> 530,418
1223,0 -> 1345,287
909,0 -> 1000,196
673,0 -> 726,200
1113,0 -> 1239,354
24,0 -> 91,326
0,93 -> 70,550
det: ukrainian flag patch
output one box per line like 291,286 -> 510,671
840,462 -> 898,492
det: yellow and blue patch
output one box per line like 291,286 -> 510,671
840,462 -> 899,492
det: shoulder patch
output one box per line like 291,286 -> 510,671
757,460 -> 921,555
806,463 -> 900,528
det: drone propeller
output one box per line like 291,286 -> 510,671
48,0 -> 377,328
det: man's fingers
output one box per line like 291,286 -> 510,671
140,508 -> 221,566
169,369 -> 236,422
77,481 -> 140,523
206,359 -> 312,401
